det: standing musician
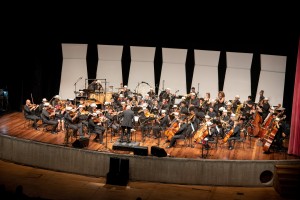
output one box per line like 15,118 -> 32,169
147,87 -> 156,99
24,99 -> 41,130
258,90 -> 265,106
40,103 -> 58,134
232,95 -> 241,113
227,120 -> 241,150
88,113 -> 106,144
119,105 -> 135,143
260,97 -> 271,121
87,80 -> 102,92
152,110 -> 169,139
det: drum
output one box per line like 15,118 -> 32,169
137,82 -> 151,98
105,92 -> 113,102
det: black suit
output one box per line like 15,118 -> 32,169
120,109 -> 135,142
24,105 -> 40,129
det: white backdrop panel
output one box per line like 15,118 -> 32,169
62,44 -> 87,59
193,50 -> 220,98
160,48 -> 187,96
98,45 -> 123,61
223,52 -> 252,101
255,54 -> 287,105
227,52 -> 253,69
59,59 -> 88,100
194,50 -> 220,66
97,45 -> 123,91
162,48 -> 187,64
59,44 -> 88,100
260,54 -> 287,72
128,47 -> 155,97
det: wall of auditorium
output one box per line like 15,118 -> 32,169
1,135 -> 299,187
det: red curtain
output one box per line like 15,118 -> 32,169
288,38 -> 300,156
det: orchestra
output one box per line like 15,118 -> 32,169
23,84 -> 289,154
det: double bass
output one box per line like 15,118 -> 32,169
250,111 -> 262,136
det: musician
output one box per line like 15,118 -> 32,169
119,85 -> 129,98
105,108 -> 121,136
188,93 -> 199,108
88,113 -> 106,144
147,87 -> 156,99
152,110 -> 169,139
54,101 -> 65,132
208,106 -> 217,119
119,105 -> 135,143
87,80 -> 102,92
227,120 -> 241,150
63,106 -> 80,144
179,101 -> 189,116
272,116 -> 288,151
190,87 -> 198,97
167,117 -> 188,148
51,95 -> 61,107
260,97 -> 271,120
232,95 -> 241,113
139,106 -> 153,139
40,103 -> 58,134
258,90 -> 265,106
24,99 -> 41,130
185,108 -> 200,140
36,98 -> 48,117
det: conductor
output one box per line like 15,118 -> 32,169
120,105 -> 135,143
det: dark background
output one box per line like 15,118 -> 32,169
1,10 -> 299,121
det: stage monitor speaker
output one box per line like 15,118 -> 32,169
72,137 -> 89,148
151,146 -> 167,157
133,146 -> 148,156
107,157 -> 129,186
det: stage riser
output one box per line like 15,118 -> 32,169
1,135 -> 300,187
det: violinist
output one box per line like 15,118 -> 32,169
88,113 -> 105,144
40,103 -> 58,134
139,106 -> 152,139
63,106 -> 80,144
24,99 -> 41,130
54,101 -> 65,132
152,110 -> 169,139
73,105 -> 89,138
105,108 -> 120,136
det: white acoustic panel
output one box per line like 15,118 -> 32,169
59,44 -> 88,100
223,52 -> 252,102
160,48 -> 187,96
62,43 -> 87,59
128,46 -> 155,97
255,54 -> 287,105
193,50 -> 220,98
97,45 -> 123,92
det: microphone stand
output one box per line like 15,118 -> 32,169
74,77 -> 82,106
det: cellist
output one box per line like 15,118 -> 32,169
227,120 -> 241,150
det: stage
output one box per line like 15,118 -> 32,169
0,112 -> 300,187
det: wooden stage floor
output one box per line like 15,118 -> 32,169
1,112 -> 299,160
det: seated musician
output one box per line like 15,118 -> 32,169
74,105 -> 89,138
105,108 -> 121,136
88,113 -> 106,144
152,110 -> 169,139
40,103 -> 58,134
63,106 -> 80,144
272,116 -> 288,151
185,108 -> 200,140
139,106 -> 153,139
24,99 -> 41,130
227,120 -> 241,150
207,106 -> 217,119
54,100 -> 65,132
166,116 -> 188,148
188,93 -> 199,108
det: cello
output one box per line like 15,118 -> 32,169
164,118 -> 179,141
262,116 -> 285,152
193,124 -> 208,143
